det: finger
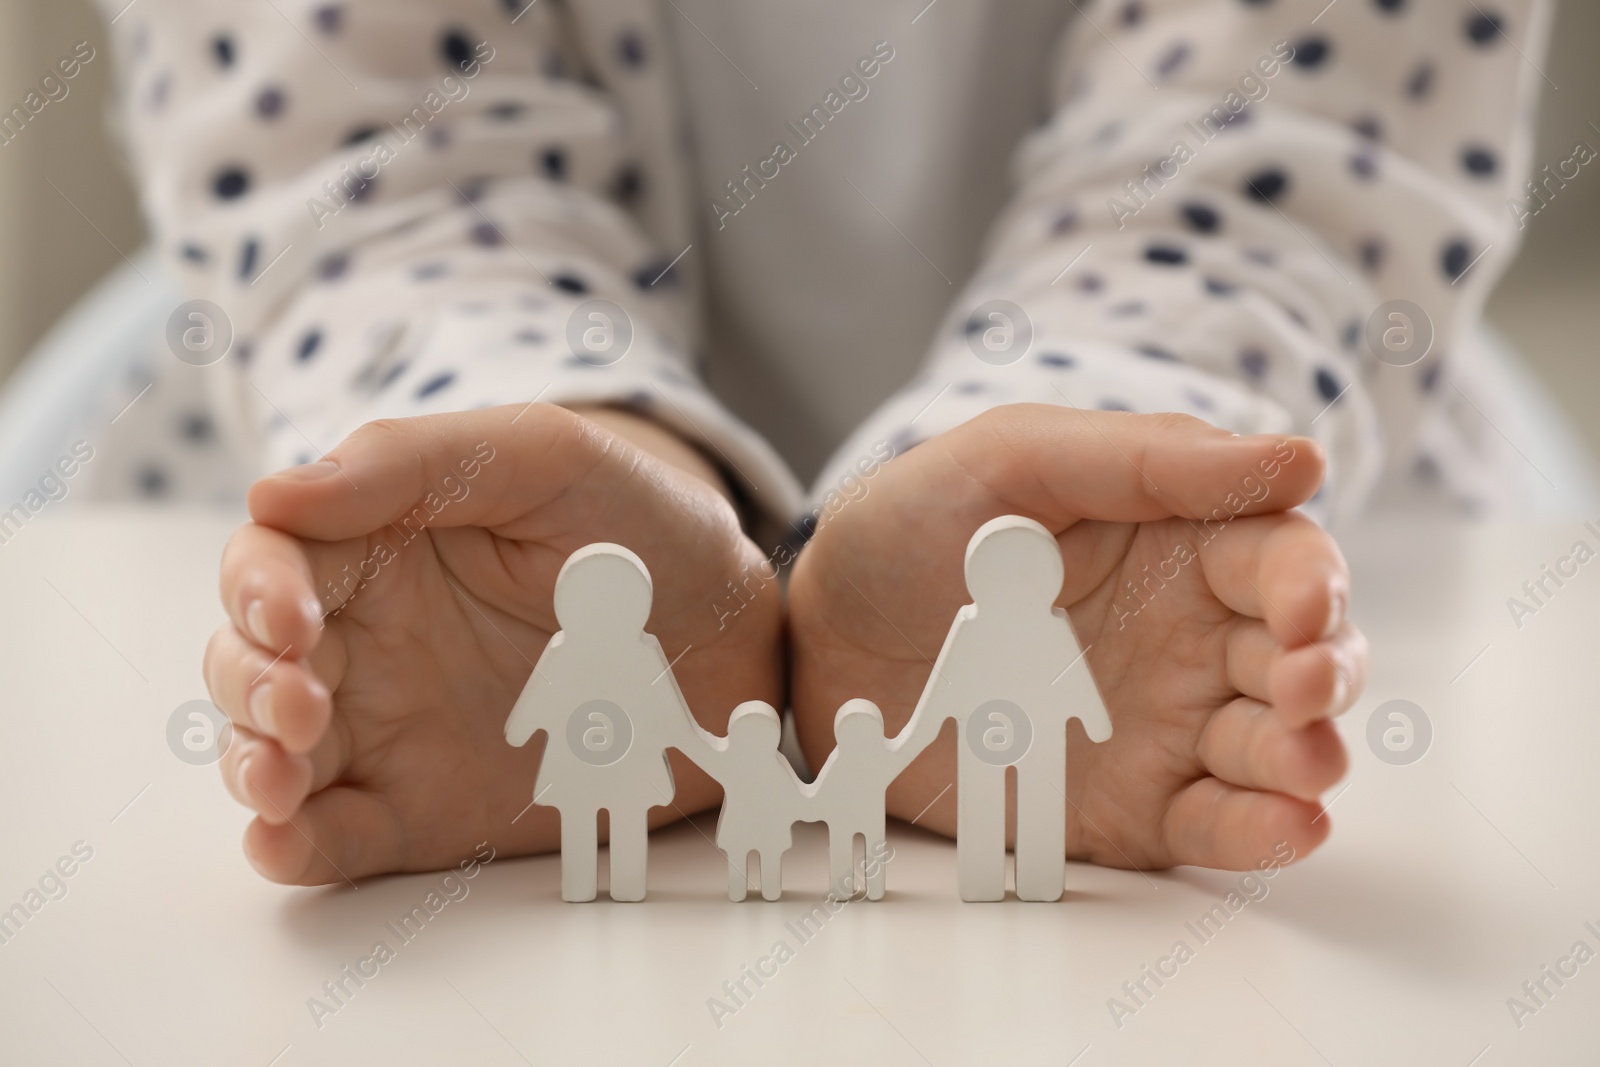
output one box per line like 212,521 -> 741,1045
247,403 -> 651,541
219,727 -> 313,825
203,623 -> 333,753
1163,776 -> 1330,870
1270,624 -> 1368,727
217,523 -> 362,700
220,698 -> 349,805
1196,698 -> 1348,802
219,523 -> 327,658
947,406 -> 1325,526
1226,619 -> 1369,726
1225,620 -> 1279,702
1198,510 -> 1350,646
241,786 -> 405,886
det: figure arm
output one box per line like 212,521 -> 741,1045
884,704 -> 943,779
1058,657 -> 1113,744
504,644 -> 564,748
643,637 -> 736,779
673,719 -> 734,780
883,615 -> 975,776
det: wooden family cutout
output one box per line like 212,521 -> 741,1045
503,516 -> 1112,903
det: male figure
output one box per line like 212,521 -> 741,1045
895,516 -> 1113,901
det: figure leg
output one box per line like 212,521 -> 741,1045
759,850 -> 784,901
957,756 -> 1006,902
1014,731 -> 1066,902
829,828 -> 857,899
560,808 -> 599,903
865,817 -> 888,901
607,807 -> 649,902
727,847 -> 750,902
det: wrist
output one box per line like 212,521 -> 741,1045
567,404 -> 733,502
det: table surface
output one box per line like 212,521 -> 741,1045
2,509 -> 1598,1066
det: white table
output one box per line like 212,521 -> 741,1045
1,510 -> 1597,1066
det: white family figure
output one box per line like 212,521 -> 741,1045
893,515 -> 1113,902
684,700 -> 807,901
504,517 -> 1113,905
804,698 -> 924,900
503,543 -> 696,902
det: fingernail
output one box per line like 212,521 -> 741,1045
1323,586 -> 1347,640
300,595 -> 325,632
276,460 -> 340,481
250,683 -> 277,735
246,599 -> 271,646
1282,436 -> 1317,461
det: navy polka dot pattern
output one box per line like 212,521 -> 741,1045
808,0 -> 1545,526
213,167 -> 250,199
539,147 -> 567,180
615,29 -> 647,69
1144,244 -> 1188,267
416,371 -> 456,399
83,0 -> 791,517
255,87 -> 286,119
1291,37 -> 1331,69
440,30 -> 477,72
1462,145 -> 1497,177
1442,239 -> 1475,281
85,0 -> 1544,526
1244,169 -> 1288,204
1406,62 -> 1435,99
1466,10 -> 1504,45
237,238 -> 258,281
313,5 -> 344,34
1180,202 -> 1220,233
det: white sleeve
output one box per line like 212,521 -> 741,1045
812,0 -> 1553,525
94,0 -> 803,530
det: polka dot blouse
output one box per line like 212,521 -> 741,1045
86,0 -> 1554,531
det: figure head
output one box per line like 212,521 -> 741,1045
834,698 -> 886,750
553,543 -> 653,637
963,515 -> 1064,610
726,701 -> 782,749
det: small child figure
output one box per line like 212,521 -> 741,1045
685,701 -> 807,901
806,698 -> 927,900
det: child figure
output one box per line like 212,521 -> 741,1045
806,698 -> 927,901
683,701 -> 807,901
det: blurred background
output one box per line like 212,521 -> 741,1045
1,0 -> 1596,459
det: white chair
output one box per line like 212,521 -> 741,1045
0,249 -> 181,505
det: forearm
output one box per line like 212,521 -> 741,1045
95,0 -> 805,535
807,1 -> 1550,524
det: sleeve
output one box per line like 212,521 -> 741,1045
810,0 -> 1554,525
95,0 -> 803,532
